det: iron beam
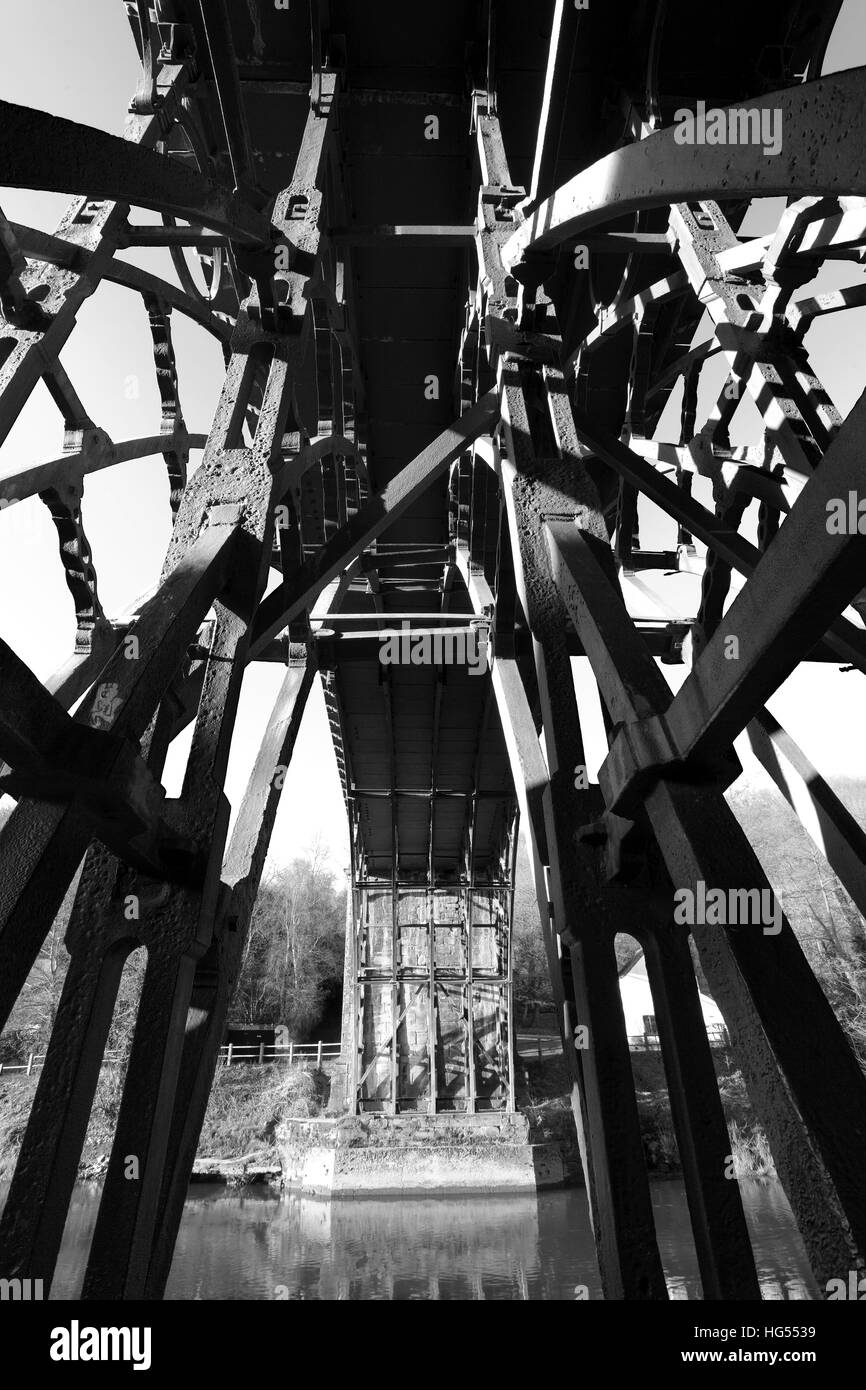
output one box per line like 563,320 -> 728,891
599,384 -> 866,816
566,409 -> 866,673
0,100 -> 272,245
249,390 -> 500,656
544,520 -> 865,1290
505,70 -> 866,270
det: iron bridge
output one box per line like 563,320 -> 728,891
0,0 -> 865,1301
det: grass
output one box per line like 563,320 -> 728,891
516,1050 -> 778,1180
0,1062 -> 329,1181
196,1064 -> 327,1161
727,1120 -> 775,1178
0,1075 -> 33,1181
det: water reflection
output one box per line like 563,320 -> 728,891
17,1175 -> 819,1301
159,1189 -> 562,1301
651,1179 -> 817,1302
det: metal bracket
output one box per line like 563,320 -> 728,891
129,0 -> 164,114
157,21 -> 196,67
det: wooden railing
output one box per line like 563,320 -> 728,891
0,1041 -> 342,1079
218,1041 -> 342,1068
0,1051 -> 54,1077
4,1030 -> 733,1077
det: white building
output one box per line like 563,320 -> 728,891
619,954 -> 726,1044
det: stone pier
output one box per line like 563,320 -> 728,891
277,1111 -> 563,1195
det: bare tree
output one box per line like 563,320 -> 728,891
232,841 -> 346,1038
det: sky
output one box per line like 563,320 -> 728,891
0,0 -> 865,881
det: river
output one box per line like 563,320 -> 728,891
35,1176 -> 818,1300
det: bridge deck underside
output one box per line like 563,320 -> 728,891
202,6 -> 539,1112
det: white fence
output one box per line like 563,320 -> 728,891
627,1023 -> 730,1052
0,1041 -> 342,1079
3,1029 -> 731,1078
0,1052 -> 50,1077
218,1042 -> 342,1068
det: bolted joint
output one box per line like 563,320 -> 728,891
235,228 -> 315,332
0,216 -> 52,329
600,715 -> 741,817
576,812 -> 646,884
507,249 -> 557,293
157,21 -> 197,67
0,723 -> 201,885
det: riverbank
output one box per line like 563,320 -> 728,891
517,1048 -> 775,1179
0,1048 -> 773,1185
0,1063 -> 327,1184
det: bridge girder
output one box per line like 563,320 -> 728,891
0,0 -> 864,1304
